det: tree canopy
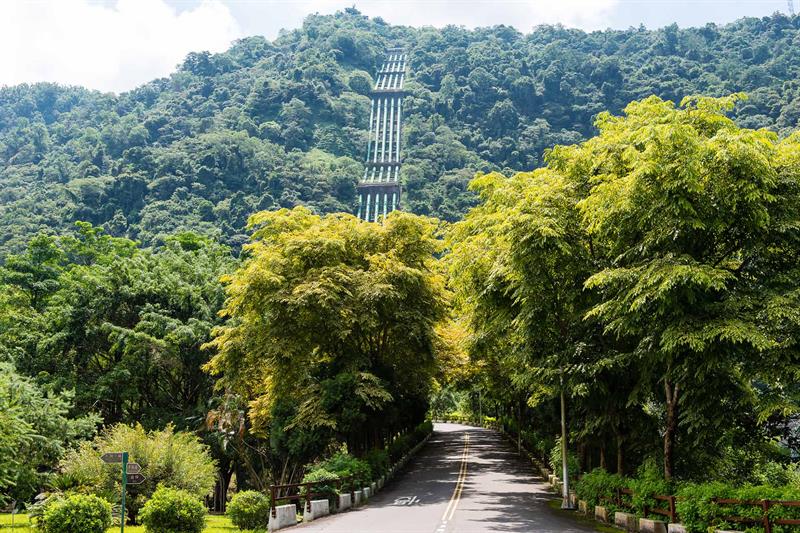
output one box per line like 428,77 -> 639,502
205,207 -> 449,481
2,10 -> 800,255
447,94 -> 800,482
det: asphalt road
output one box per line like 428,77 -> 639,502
294,422 -> 595,533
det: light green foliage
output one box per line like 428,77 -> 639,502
304,452 -> 371,488
448,159 -> 600,485
300,468 -> 341,503
41,494 -> 112,533
139,487 -> 207,533
552,94 -> 800,478
206,207 -> 448,480
449,92 -> 800,484
226,490 -> 270,531
60,424 -> 216,524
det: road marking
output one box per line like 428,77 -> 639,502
437,433 -> 470,531
394,495 -> 420,506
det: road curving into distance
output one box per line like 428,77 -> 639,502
294,422 -> 595,533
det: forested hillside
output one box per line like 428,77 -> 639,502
2,8 -> 800,255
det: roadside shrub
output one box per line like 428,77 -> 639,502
41,494 -> 112,533
307,452 -> 371,488
520,429 -> 552,460
675,482 -> 734,533
548,438 -> 580,480
628,459 -> 673,517
388,434 -> 411,462
60,424 -> 216,523
28,493 -> 62,527
412,421 -> 433,443
364,449 -> 390,479
139,486 -> 206,533
227,490 -> 270,531
575,468 -> 627,511
675,483 -> 800,533
301,467 -> 340,503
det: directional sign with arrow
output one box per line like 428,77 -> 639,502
101,452 -> 125,464
126,463 -> 141,474
126,473 -> 146,485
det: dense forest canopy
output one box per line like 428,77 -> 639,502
2,8 -> 800,256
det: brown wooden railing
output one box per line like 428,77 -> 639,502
269,476 -> 355,517
712,498 -> 800,533
600,488 -> 677,523
596,489 -> 800,530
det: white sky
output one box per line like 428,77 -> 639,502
0,0 -> 792,94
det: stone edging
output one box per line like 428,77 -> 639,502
267,431 -> 433,531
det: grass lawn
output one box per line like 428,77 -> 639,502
0,513 -> 243,532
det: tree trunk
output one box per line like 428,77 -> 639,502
517,396 -> 522,455
560,383 -> 573,509
615,432 -> 624,476
599,445 -> 606,470
213,467 -> 233,512
663,379 -> 680,481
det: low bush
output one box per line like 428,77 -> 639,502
676,483 -> 800,533
306,452 -> 371,488
301,467 -> 340,503
139,486 -> 206,533
41,494 -> 112,533
627,459 -> 673,517
364,449 -> 390,479
574,468 -> 627,511
412,421 -> 433,443
388,434 -> 412,462
227,490 -> 270,531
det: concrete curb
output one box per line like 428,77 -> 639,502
267,430 -> 433,531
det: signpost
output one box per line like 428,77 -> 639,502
101,451 -> 146,533
101,452 -> 125,464
126,473 -> 146,485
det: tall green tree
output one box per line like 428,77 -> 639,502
205,207 -> 449,482
448,167 -> 597,501
548,94 -> 800,479
0,362 -> 98,504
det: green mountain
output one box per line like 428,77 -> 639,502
2,8 -> 799,255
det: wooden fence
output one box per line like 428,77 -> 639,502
269,475 -> 355,517
598,488 -> 800,531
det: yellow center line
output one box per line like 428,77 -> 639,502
440,433 -> 470,523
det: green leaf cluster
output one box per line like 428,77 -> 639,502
226,490 -> 271,531
40,494 -> 112,533
139,486 -> 207,533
